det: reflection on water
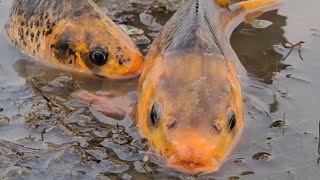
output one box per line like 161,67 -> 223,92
0,0 -> 320,179
232,10 -> 289,84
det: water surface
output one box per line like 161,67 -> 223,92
0,0 -> 320,179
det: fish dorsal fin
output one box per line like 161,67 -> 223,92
220,0 -> 281,36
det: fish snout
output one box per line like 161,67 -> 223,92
116,51 -> 143,74
166,135 -> 220,173
127,52 -> 144,73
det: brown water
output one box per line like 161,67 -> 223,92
0,0 -> 320,179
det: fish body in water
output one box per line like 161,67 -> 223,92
5,0 -> 144,78
137,0 -> 280,173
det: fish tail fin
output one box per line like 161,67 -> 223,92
221,0 -> 281,34
215,0 -> 230,7
235,0 -> 281,13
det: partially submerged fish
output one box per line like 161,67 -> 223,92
137,0 -> 280,173
5,0 -> 143,78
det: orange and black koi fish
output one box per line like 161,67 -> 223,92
6,0 -> 144,78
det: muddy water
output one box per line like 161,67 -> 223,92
0,0 -> 320,179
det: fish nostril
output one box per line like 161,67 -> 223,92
167,118 -> 177,129
212,120 -> 221,134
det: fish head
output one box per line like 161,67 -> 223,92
46,14 -> 143,78
138,52 -> 243,173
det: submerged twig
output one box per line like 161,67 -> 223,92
14,98 -> 22,116
282,113 -> 286,135
26,79 -> 60,109
318,121 -> 320,164
27,79 -> 51,103
318,121 -> 320,156
281,39 -> 305,61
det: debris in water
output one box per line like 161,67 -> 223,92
234,158 -> 244,165
119,24 -> 144,36
252,152 -> 271,161
240,171 -> 255,176
269,113 -> 286,128
228,176 -> 240,180
250,19 -> 273,29
281,38 -> 305,61
143,155 -> 149,162
318,121 -> 320,164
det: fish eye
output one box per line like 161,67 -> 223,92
89,46 -> 109,66
149,102 -> 162,126
228,108 -> 236,131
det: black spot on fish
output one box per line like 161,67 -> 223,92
51,30 -> 75,62
115,54 -> 129,65
45,12 -> 49,19
30,32 -> 35,42
45,28 -> 53,36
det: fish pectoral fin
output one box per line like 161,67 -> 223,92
72,90 -> 133,117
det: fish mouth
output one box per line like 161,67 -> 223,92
166,154 -> 220,174
163,145 -> 221,174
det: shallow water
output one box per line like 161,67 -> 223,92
0,0 -> 320,179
